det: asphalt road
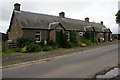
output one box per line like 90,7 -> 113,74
3,43 -> 119,78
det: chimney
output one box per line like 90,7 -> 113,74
85,17 -> 89,22
14,3 -> 21,11
100,21 -> 103,25
59,11 -> 65,18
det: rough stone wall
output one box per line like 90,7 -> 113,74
104,32 -> 108,41
8,15 -> 23,40
50,30 -> 56,42
23,29 -> 49,41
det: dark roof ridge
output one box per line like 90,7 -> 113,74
15,10 -> 88,23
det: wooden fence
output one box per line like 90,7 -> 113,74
5,41 -> 16,49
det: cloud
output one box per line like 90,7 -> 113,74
1,9 -> 12,21
0,0 -> 118,3
0,2 -> 13,22
0,21 -> 9,33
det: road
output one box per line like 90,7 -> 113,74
3,43 -> 119,78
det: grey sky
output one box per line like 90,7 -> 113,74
0,0 -> 119,34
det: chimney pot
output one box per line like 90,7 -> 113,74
100,21 -> 103,25
14,3 -> 21,11
59,11 -> 65,18
85,17 -> 89,22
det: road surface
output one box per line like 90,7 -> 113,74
3,43 -> 119,78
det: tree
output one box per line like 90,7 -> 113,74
115,10 -> 120,23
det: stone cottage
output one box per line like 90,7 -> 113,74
8,3 -> 112,46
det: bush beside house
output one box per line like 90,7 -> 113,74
15,37 -> 57,53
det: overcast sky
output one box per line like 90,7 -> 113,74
0,0 -> 119,34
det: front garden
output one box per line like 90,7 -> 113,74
1,30 -> 109,55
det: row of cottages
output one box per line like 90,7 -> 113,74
8,3 -> 112,46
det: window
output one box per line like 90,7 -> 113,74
79,32 -> 84,37
66,32 -> 70,41
35,32 -> 41,43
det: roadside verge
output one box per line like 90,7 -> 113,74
2,41 -> 119,69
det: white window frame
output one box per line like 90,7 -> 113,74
79,32 -> 84,37
35,32 -> 41,43
66,32 -> 70,41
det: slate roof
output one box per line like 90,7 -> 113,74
14,10 -> 109,32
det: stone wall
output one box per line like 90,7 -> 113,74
8,15 -> 23,40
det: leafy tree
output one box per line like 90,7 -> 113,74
115,10 -> 120,23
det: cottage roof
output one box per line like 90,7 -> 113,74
14,10 -> 107,32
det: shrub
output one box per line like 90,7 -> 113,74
62,31 -> 80,48
62,33 -> 69,47
38,40 -> 56,46
16,37 -> 34,48
84,40 -> 92,46
79,36 -> 92,46
84,32 -> 90,39
41,45 -> 57,51
38,40 -> 45,46
18,39 -> 57,53
47,40 -> 56,46
70,30 -> 79,43
81,43 -> 87,47
52,45 -> 58,49
26,42 -> 40,52
80,37 -> 86,43
42,46 -> 53,51
2,42 -> 6,52
21,46 -> 27,53
76,41 -> 82,46
62,42 -> 75,48
95,39 -> 100,44
15,48 -> 21,52
62,33 -> 68,42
